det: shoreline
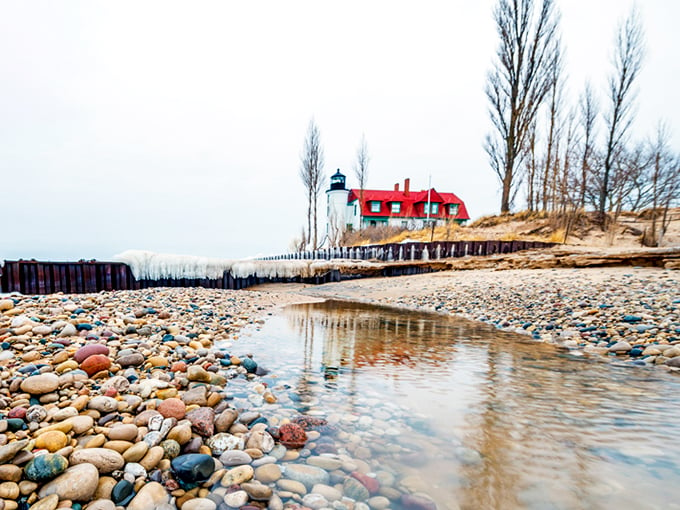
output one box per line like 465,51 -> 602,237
281,266 -> 680,373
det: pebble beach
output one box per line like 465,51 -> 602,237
0,265 -> 677,510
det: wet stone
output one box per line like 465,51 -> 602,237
171,453 -> 215,489
242,481 -> 273,501
254,463 -> 281,483
344,477 -> 370,501
283,464 -> 330,490
111,479 -> 135,506
24,454 -> 69,482
278,423 -> 307,449
224,490 -> 249,508
401,493 -> 437,510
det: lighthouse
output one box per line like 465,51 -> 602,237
326,169 -> 349,244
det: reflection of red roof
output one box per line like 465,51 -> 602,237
347,188 -> 470,220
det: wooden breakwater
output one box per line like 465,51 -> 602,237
0,260 -> 341,295
261,240 -> 554,261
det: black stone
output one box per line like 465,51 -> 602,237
171,454 -> 215,489
111,480 -> 135,506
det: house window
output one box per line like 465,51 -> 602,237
424,203 -> 439,214
391,202 -> 401,214
449,204 -> 459,215
370,201 -> 381,213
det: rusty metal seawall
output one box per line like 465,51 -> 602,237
0,260 -> 341,295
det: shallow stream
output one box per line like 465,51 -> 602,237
233,300 -> 680,510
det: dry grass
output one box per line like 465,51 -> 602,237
547,228 -> 567,244
338,208 -> 680,249
469,210 -> 549,228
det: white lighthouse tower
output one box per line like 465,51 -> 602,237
326,169 -> 350,245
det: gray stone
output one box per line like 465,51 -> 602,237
0,440 -> 28,463
343,477 -> 369,501
223,490 -> 249,508
312,483 -> 342,502
284,464 -> 330,490
303,493 -> 329,510
88,396 -> 119,413
218,449 -> 252,466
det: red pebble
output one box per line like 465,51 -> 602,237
104,387 -> 118,397
157,398 -> 186,420
73,344 -> 110,363
351,472 -> 380,494
80,354 -> 112,377
278,423 -> 307,449
170,361 -> 187,373
8,407 -> 26,419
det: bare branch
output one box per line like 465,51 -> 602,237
485,0 -> 561,213
299,118 -> 325,249
597,7 -> 645,225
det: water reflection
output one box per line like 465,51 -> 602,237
243,300 -> 680,510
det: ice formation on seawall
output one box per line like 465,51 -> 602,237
113,250 -> 342,281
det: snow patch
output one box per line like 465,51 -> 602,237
114,250 -> 234,280
114,250 -> 342,281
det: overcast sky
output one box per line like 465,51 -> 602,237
1,0 -> 678,261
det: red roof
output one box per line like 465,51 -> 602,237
347,188 -> 470,220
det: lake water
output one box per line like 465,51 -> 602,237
235,300 -> 680,510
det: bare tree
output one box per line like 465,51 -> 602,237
299,119 -> 325,250
644,122 -> 680,245
619,143 -> 651,212
353,134 -> 370,230
540,41 -> 564,211
523,119 -> 539,211
485,0 -> 561,214
577,83 -> 599,209
609,143 -> 647,221
327,210 -> 344,247
598,7 -> 645,226
289,226 -> 308,253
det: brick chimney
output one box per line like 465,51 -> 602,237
404,178 -> 410,196
394,183 -> 400,191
